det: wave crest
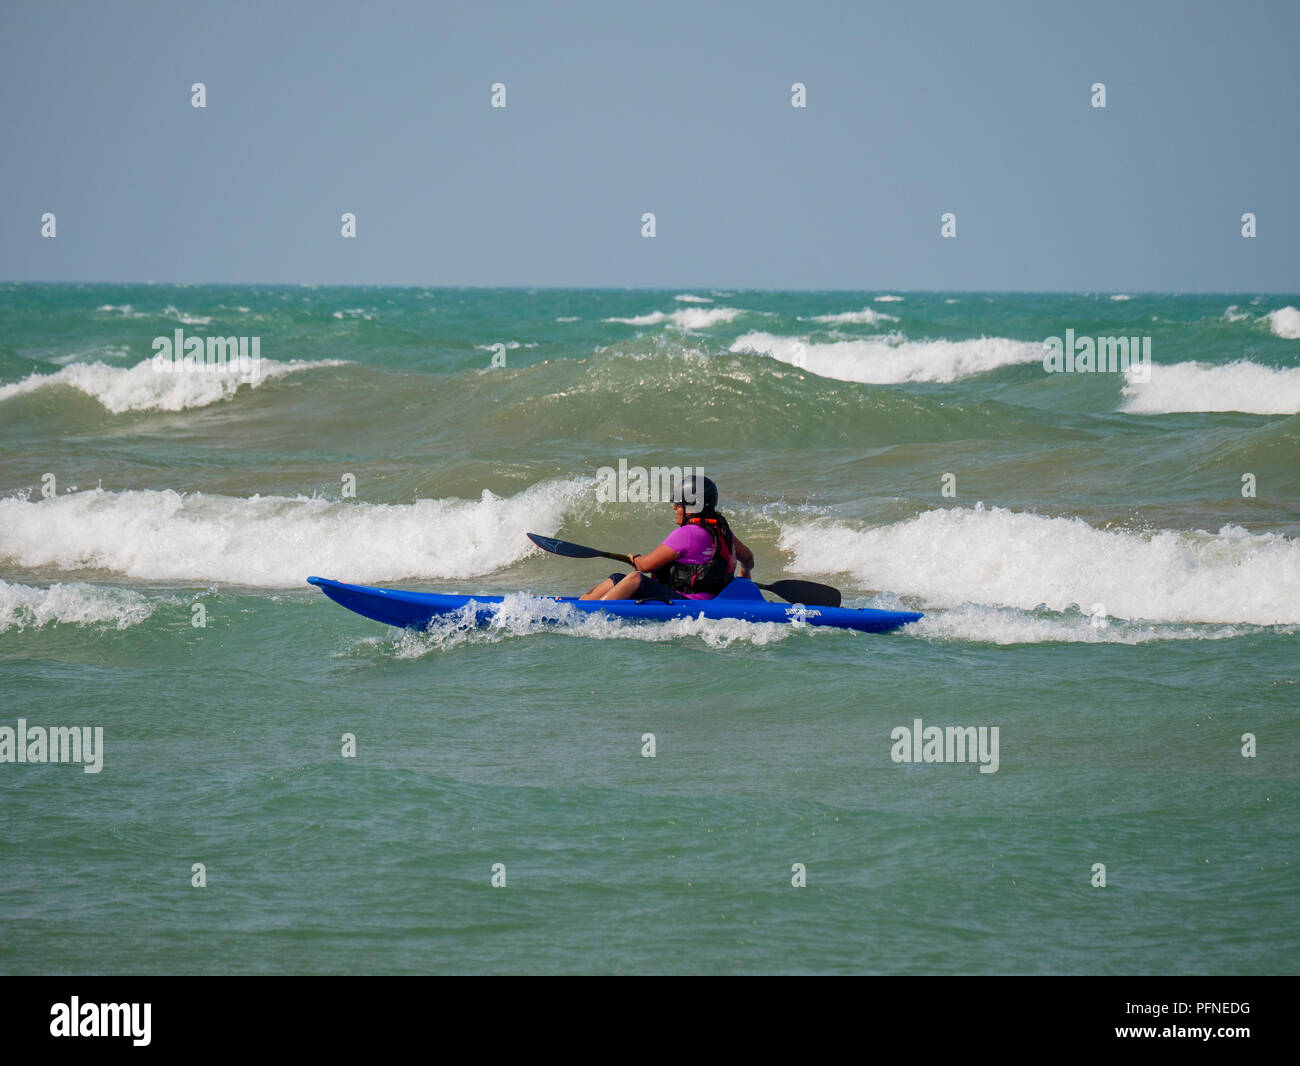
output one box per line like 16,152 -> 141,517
604,307 -> 742,329
0,480 -> 591,586
779,506 -> 1299,626
732,331 -> 1042,384
0,579 -> 155,633
1122,360 -> 1300,415
1267,306 -> 1300,340
0,357 -> 347,413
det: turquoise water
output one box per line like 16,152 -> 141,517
1,285 -> 1296,974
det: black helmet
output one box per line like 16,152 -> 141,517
672,474 -> 718,512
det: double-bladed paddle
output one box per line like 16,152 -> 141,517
526,532 -> 842,608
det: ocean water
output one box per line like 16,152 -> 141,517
1,284 -> 1296,974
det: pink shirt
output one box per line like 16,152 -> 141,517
662,524 -> 728,599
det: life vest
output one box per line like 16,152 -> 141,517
658,513 -> 736,595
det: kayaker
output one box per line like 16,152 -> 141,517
580,475 -> 756,601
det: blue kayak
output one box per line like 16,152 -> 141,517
307,575 -> 922,633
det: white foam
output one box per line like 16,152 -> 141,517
163,304 -> 211,326
807,308 -> 899,325
360,593 -> 795,657
1221,305 -> 1252,323
1110,294 -> 1133,301
0,579 -> 155,633
909,604 -> 1255,645
555,316 -> 581,322
0,480 -> 591,587
673,294 -> 713,303
874,295 -> 904,302
51,345 -> 130,366
731,331 -> 1042,383
778,507 -> 1299,626
1267,306 -> 1300,339
604,307 -> 742,329
1121,360 -> 1300,415
0,357 -> 347,413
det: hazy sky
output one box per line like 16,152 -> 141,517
3,0 -> 1297,290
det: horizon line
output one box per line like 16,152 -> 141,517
4,281 -> 1299,297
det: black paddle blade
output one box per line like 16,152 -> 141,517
527,533 -> 604,560
758,579 -> 842,608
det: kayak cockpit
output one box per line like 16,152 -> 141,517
711,577 -> 767,601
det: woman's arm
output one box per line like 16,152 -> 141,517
733,536 -> 755,572
629,543 -> 678,572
